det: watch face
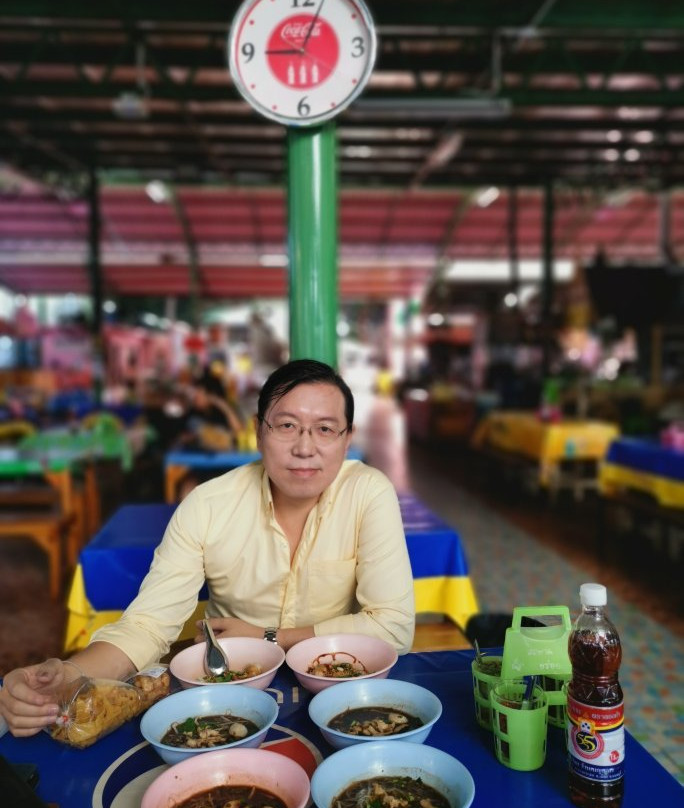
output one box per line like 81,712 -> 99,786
228,0 -> 377,126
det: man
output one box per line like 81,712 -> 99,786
0,359 -> 415,737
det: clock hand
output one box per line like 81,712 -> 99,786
301,0 -> 326,52
299,48 -> 334,75
265,47 -> 303,55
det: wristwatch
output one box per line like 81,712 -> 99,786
263,627 -> 278,644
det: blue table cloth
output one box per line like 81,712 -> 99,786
600,437 -> 684,507
1,650 -> 679,808
604,438 -> 684,481
64,497 -> 480,652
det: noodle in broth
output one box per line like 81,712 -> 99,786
333,776 -> 450,808
328,706 -> 423,736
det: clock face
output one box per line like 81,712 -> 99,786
228,0 -> 377,126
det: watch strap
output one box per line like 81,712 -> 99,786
263,627 -> 278,644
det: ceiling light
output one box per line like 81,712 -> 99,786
476,186 -> 500,207
259,254 -> 288,267
606,130 -> 622,143
604,149 -> 620,162
343,145 -> 373,158
353,97 -> 512,121
624,148 -> 640,162
112,91 -> 149,120
146,180 -> 170,203
504,292 -> 518,307
634,130 -> 654,144
445,259 -> 573,282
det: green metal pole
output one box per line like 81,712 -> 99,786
287,123 -> 338,368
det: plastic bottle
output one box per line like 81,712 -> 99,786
567,583 -> 624,807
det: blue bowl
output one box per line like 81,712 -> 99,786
310,741 -> 475,808
140,683 -> 278,765
308,678 -> 442,749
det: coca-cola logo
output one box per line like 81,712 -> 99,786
280,21 -> 322,42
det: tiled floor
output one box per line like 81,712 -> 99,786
1,393 -> 682,788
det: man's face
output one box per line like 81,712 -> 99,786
258,381 -> 352,507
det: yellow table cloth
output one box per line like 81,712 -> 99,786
472,410 -> 619,487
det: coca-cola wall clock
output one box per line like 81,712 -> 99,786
228,0 -> 377,126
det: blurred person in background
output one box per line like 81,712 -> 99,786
0,359 -> 415,738
173,365 -> 245,498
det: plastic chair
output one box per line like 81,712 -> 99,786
0,419 -> 37,444
79,411 -> 125,434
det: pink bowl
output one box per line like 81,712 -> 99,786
285,633 -> 398,694
170,636 -> 285,690
141,747 -> 310,808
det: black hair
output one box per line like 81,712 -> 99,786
257,359 -> 354,427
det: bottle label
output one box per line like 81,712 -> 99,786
566,694 -> 625,782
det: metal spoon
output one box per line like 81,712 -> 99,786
202,619 -> 230,679
474,638 -> 485,665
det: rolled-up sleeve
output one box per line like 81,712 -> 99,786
90,495 -> 207,670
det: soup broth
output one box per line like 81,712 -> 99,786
333,776 -> 450,808
328,706 -> 423,736
161,713 -> 259,748
175,784 -> 288,808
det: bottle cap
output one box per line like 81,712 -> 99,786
580,583 -> 607,606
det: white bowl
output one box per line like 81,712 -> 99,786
285,633 -> 398,694
308,678 -> 442,749
140,683 -> 278,765
170,636 -> 285,689
310,740 -> 475,808
141,747 -> 311,808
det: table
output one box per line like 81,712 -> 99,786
1,650 -> 680,808
599,437 -> 684,508
21,427 -> 134,473
164,446 -> 365,502
471,410 -> 619,498
597,437 -> 684,563
64,496 -> 479,653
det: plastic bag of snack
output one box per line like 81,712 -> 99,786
127,665 -> 171,711
46,671 -> 142,749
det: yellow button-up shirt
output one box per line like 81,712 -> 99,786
92,460 -> 416,669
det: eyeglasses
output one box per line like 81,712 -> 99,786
261,418 -> 349,446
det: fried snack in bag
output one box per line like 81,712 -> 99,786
47,677 -> 142,749
128,665 -> 171,711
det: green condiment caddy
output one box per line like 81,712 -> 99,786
488,605 -> 572,770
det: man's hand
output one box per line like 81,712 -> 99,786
0,659 -> 64,737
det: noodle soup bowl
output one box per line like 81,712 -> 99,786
310,740 -> 475,808
285,633 -> 398,694
140,683 -> 279,765
170,635 -> 286,690
308,678 -> 442,749
141,747 -> 310,808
